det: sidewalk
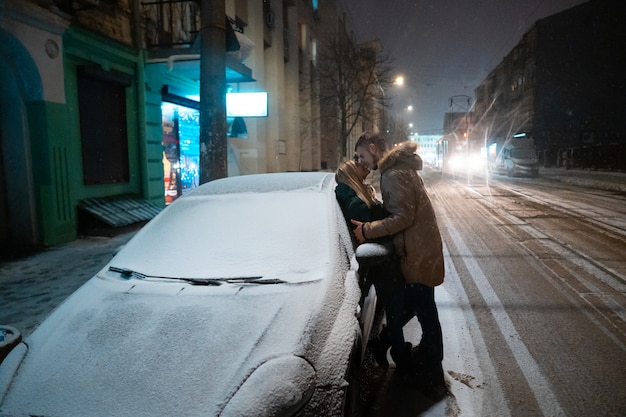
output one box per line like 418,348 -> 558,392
0,232 -> 135,337
539,167 -> 626,193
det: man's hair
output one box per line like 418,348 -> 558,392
355,131 -> 387,152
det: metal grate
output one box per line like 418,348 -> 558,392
78,196 -> 162,228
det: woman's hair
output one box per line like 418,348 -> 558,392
335,160 -> 378,208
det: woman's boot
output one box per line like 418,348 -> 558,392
369,326 -> 390,369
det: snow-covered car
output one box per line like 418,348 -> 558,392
0,172 -> 380,417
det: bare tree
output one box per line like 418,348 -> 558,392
317,36 -> 394,163
385,114 -> 411,147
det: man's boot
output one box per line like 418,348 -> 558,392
390,342 -> 413,376
413,357 -> 448,401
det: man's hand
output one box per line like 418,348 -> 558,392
351,219 -> 366,243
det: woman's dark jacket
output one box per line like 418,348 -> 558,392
335,182 -> 387,231
335,182 -> 403,295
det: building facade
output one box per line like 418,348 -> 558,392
0,0 -> 358,254
472,0 -> 626,169
412,134 -> 439,166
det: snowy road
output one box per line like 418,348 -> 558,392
365,172 -> 626,416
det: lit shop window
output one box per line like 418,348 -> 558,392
161,102 -> 200,204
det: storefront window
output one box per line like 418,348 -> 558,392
162,103 -> 200,204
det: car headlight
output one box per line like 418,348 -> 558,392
220,355 -> 316,417
0,341 -> 27,401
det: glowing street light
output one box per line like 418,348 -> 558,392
407,105 -> 413,111
394,75 -> 404,86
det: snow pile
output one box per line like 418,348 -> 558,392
355,242 -> 392,259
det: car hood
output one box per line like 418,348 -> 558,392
0,275 -> 334,416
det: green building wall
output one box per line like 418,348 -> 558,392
31,27 -> 167,246
28,100 -> 75,245
4,25 -> 206,250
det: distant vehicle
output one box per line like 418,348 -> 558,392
0,172 -> 381,417
487,134 -> 539,177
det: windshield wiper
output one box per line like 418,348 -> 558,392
108,267 -> 285,286
222,277 -> 286,285
109,266 -> 221,286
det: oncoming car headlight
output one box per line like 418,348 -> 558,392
220,355 -> 316,417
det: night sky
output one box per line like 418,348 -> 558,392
339,0 -> 587,134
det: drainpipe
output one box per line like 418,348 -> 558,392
130,0 -> 142,49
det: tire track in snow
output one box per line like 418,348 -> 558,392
445,225 -> 566,417
440,241 -> 510,417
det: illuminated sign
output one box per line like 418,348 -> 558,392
226,92 -> 268,118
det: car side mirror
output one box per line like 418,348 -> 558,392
355,242 -> 392,269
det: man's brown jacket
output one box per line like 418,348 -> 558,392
362,141 -> 445,287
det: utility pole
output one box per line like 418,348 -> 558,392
199,0 -> 227,183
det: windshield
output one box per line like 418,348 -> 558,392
109,192 -> 331,282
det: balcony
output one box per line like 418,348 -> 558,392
142,0 -> 254,83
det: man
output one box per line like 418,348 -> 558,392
351,131 -> 446,397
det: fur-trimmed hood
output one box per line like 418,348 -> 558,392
378,141 -> 423,174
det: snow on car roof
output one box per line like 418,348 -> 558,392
188,172 -> 335,196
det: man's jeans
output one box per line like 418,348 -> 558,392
405,283 -> 444,367
381,287 -> 407,350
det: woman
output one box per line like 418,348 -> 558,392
335,159 -> 386,235
335,159 -> 408,370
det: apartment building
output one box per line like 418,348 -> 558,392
472,0 -> 625,168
